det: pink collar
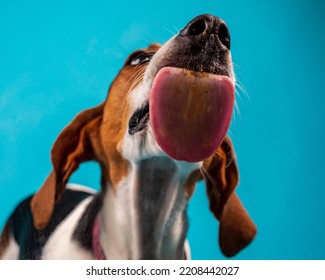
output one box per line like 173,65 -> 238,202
92,216 -> 106,260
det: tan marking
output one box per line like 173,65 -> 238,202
100,44 -> 161,189
31,44 -> 164,226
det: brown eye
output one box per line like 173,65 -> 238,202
125,51 -> 155,66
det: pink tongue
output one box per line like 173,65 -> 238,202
150,67 -> 235,162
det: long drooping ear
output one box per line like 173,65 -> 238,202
31,104 -> 104,230
203,136 -> 257,257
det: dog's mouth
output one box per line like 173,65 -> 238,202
128,102 -> 150,135
128,66 -> 234,162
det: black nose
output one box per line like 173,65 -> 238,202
180,14 -> 231,50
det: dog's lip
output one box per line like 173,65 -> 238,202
128,102 -> 150,135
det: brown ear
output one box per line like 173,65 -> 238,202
31,104 -> 104,229
203,136 -> 257,257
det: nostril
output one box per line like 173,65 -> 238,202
218,23 -> 231,50
187,18 -> 206,36
180,15 -> 231,51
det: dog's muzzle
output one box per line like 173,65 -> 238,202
128,14 -> 235,162
128,102 -> 149,135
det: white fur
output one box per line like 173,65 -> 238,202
0,184 -> 97,260
100,167 -> 140,259
99,159 -> 198,259
184,239 -> 191,260
42,196 -> 95,260
66,183 -> 97,194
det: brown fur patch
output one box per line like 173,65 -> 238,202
0,222 -> 10,259
100,44 -> 161,188
202,137 -> 257,256
30,44 -> 163,228
31,104 -> 105,229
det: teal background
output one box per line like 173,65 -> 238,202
1,0 -> 325,259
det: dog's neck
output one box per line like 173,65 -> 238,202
99,157 -> 196,259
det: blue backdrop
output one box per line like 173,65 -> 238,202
1,0 -> 325,259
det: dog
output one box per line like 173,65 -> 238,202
0,14 -> 256,260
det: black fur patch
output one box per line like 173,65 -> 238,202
10,189 -> 92,259
72,194 -> 102,250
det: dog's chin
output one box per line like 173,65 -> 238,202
122,121 -> 202,174
122,121 -> 164,161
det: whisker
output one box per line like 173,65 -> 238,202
227,129 -> 234,138
121,68 -> 146,120
214,149 -> 225,160
232,62 -> 240,69
172,25 -> 180,34
163,26 -> 176,36
124,67 -> 146,93
123,74 -> 144,110
121,67 -> 145,96
199,149 -> 227,184
121,69 -> 144,109
199,165 -> 218,191
234,99 -> 241,120
232,60 -> 251,104
235,87 -> 244,102
236,80 -> 251,103
199,166 -> 208,182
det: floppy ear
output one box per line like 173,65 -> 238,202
203,136 -> 257,257
31,104 -> 104,229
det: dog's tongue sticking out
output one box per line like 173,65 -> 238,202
150,67 -> 235,162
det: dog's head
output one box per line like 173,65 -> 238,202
31,14 -> 256,257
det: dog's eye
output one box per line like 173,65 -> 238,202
130,56 -> 150,65
125,51 -> 154,66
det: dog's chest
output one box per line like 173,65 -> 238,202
100,158 -> 189,259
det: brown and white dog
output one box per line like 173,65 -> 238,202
0,14 -> 256,260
